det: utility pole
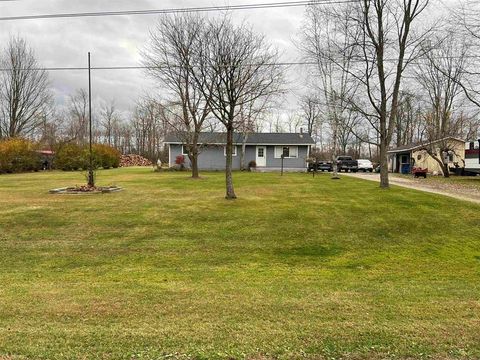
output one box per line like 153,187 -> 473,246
331,90 -> 340,180
87,52 -> 95,187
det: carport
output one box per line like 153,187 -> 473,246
388,147 -> 413,174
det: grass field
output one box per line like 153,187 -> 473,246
0,168 -> 479,360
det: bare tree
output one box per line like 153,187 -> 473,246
195,17 -> 283,199
431,2 -> 480,143
415,34 -> 469,176
36,111 -> 62,150
131,97 -> 169,161
300,4 -> 361,178
0,37 -> 51,139
343,0 -> 430,187
298,93 -> 322,138
65,89 -> 89,144
394,91 -> 424,146
143,13 -> 212,178
100,99 -> 119,146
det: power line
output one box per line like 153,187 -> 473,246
0,63 -> 315,71
1,55 -> 478,72
0,0 -> 357,21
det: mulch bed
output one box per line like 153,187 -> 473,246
49,186 -> 122,194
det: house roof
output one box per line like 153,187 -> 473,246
165,132 -> 315,145
387,137 -> 465,154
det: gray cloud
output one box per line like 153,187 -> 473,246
0,0 -> 306,116
0,0 -> 454,121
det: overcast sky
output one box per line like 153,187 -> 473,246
0,0 -> 458,124
0,0 -> 307,117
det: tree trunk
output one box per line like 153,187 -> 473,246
225,127 -> 237,199
443,163 -> 450,178
379,138 -> 389,188
190,133 -> 200,178
429,151 -> 450,178
190,152 -> 199,178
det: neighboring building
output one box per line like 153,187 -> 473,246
36,150 -> 55,170
165,132 -> 315,171
465,140 -> 480,175
387,137 -> 466,174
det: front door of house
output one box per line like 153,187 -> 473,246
256,146 -> 266,167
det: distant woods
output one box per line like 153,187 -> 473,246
2,1 -> 480,189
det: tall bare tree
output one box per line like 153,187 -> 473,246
100,99 -> 119,146
143,13 -> 211,178
298,93 -> 322,138
300,4 -> 361,178
131,97 -> 169,161
415,34 -> 469,176
0,37 -> 51,139
195,17 -> 283,199
432,2 -> 480,142
65,89 -> 89,144
395,91 -> 424,146
346,0 -> 430,187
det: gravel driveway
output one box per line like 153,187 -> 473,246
343,172 -> 480,204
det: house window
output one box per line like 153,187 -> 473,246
417,154 -> 422,161
470,142 -> 475,150
275,146 -> 298,158
448,152 -> 454,162
224,146 -> 237,156
182,145 -> 189,155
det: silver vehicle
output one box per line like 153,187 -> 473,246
357,159 -> 373,172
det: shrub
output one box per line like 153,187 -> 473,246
54,143 -> 88,171
175,155 -> 185,166
248,160 -> 257,171
54,143 -> 121,171
92,144 -> 120,169
0,138 -> 42,174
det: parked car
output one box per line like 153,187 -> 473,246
308,160 -> 333,172
336,156 -> 358,172
357,159 -> 373,172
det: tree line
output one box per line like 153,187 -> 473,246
1,0 -> 480,194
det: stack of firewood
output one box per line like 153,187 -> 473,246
120,154 -> 153,167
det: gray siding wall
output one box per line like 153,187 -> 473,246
265,145 -> 308,168
169,144 -> 309,170
170,144 -> 241,170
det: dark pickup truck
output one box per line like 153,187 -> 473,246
308,160 -> 333,172
336,156 -> 358,172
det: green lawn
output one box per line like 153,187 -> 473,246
0,168 -> 479,360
